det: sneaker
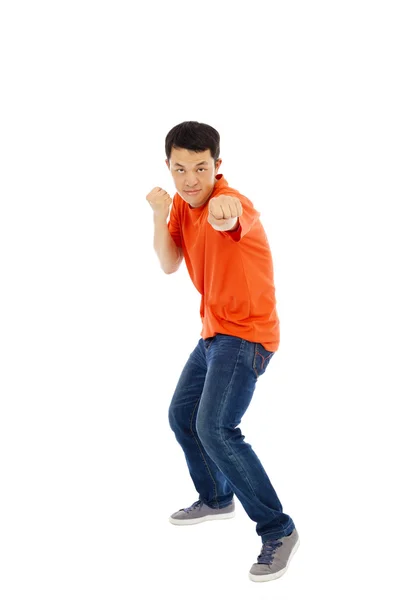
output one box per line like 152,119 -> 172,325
249,528 -> 300,582
169,499 -> 235,525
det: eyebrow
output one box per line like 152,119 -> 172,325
173,161 -> 209,167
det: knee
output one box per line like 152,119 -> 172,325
196,415 -> 222,453
168,403 -> 178,433
168,402 -> 191,439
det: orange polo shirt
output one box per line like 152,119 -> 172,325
167,174 -> 280,352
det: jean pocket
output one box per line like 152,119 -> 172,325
253,344 -> 275,379
204,336 -> 216,351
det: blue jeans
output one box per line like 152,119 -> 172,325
168,334 -> 295,542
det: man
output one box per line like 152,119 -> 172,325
146,121 -> 299,583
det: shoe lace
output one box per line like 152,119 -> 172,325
258,539 -> 283,565
182,500 -> 203,513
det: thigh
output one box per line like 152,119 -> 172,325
169,338 -> 208,414
197,334 -> 274,431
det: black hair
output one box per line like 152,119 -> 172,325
165,121 -> 220,162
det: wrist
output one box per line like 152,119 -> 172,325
210,216 -> 238,231
153,213 -> 167,226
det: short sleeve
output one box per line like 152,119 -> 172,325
167,197 -> 182,248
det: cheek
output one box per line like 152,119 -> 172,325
206,173 -> 215,187
171,174 -> 181,187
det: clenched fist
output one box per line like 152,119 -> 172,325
146,187 -> 173,221
208,195 -> 243,230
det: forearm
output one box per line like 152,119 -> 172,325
153,216 -> 182,274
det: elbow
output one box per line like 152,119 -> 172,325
160,248 -> 183,274
163,262 -> 180,275
164,250 -> 183,274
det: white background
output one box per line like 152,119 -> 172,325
1,1 -> 399,598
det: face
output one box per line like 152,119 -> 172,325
166,147 -> 222,208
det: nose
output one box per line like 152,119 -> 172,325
185,176 -> 199,188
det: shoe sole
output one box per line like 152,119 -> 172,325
169,511 -> 235,526
248,537 -> 300,582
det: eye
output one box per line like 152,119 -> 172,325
176,169 -> 184,173
198,168 -> 206,172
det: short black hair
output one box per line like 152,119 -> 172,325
165,121 -> 220,162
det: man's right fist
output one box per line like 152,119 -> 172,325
146,187 -> 173,220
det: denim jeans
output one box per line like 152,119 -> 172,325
168,333 -> 295,542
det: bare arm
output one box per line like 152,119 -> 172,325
146,186 -> 183,274
208,195 -> 242,231
153,215 -> 183,274
210,216 -> 239,231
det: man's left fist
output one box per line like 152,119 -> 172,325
208,195 -> 243,220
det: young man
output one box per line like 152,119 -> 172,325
146,121 -> 300,583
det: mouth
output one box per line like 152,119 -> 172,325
185,190 -> 201,196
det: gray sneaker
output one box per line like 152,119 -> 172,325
169,499 -> 235,526
249,528 -> 300,582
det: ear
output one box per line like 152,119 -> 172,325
165,159 -> 170,170
215,158 -> 222,173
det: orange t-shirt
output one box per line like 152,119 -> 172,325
167,174 -> 280,352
